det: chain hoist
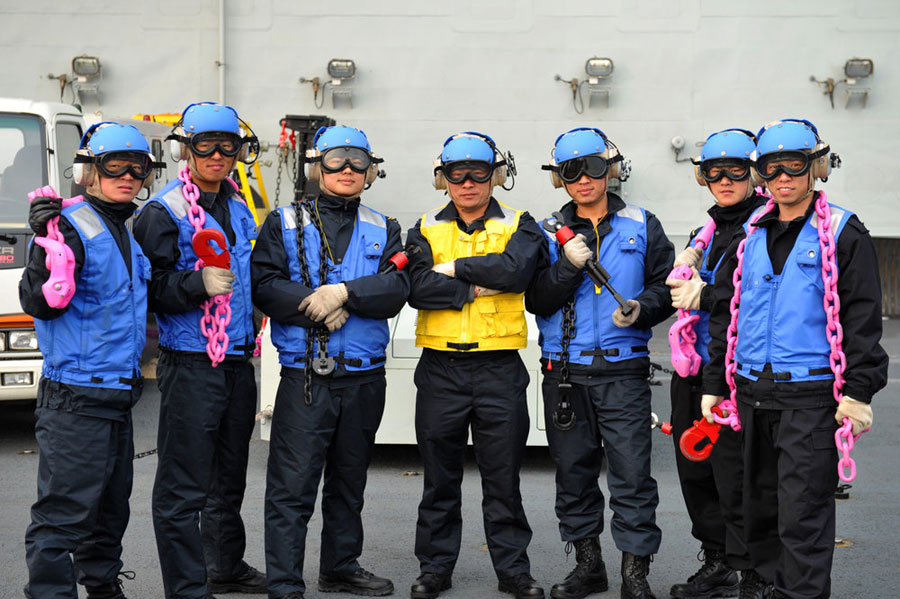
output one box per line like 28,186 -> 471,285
274,122 -> 297,209
293,197 -> 333,406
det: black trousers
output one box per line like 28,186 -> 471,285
25,407 -> 133,599
738,398 -> 838,599
265,370 -> 386,597
414,349 -> 533,579
152,351 -> 258,599
543,375 -> 661,557
670,374 -> 749,570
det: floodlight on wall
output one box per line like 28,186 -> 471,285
71,54 -> 102,104
810,57 -> 874,109
554,56 -> 614,113
300,59 -> 357,109
584,57 -> 613,108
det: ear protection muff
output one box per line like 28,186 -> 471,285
72,121 -> 114,187
433,131 -> 508,190
754,118 -> 833,182
544,127 -> 627,188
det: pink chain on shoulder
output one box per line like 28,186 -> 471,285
667,218 -> 716,377
815,191 -> 865,482
722,189 -> 776,432
178,165 -> 232,367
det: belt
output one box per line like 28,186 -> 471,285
579,345 -> 647,357
447,342 -> 479,351
738,363 -> 832,381
90,372 -> 144,387
294,353 -> 386,367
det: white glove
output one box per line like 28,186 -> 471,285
432,261 -> 456,278
298,283 -> 348,321
612,300 -> 640,328
674,247 -> 703,268
667,267 -> 706,311
563,233 -> 592,269
323,307 -> 350,332
835,396 -> 873,436
701,394 -> 724,424
474,286 -> 503,298
201,266 -> 235,297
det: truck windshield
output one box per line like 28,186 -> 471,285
0,114 -> 47,226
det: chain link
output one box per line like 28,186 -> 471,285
559,299 -> 576,384
293,197 -> 331,405
815,192 -> 862,482
178,165 -> 232,367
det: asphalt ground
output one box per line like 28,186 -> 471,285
1,318 -> 897,599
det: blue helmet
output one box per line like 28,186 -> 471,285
314,125 -> 373,153
440,132 -> 497,164
81,122 -> 152,156
755,119 -> 820,158
181,102 -> 241,135
552,128 -> 608,164
699,129 -> 756,162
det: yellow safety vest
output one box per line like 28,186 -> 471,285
415,201 -> 528,352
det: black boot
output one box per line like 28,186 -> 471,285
85,571 -> 135,599
670,549 -> 738,598
621,553 -> 656,599
551,538 -> 609,599
738,570 -> 772,599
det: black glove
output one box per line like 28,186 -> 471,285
28,196 -> 63,236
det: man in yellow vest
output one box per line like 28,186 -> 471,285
405,132 -> 545,599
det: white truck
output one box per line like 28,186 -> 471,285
0,98 -> 174,402
0,99 -> 86,401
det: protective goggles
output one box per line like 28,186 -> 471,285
75,151 -> 156,179
756,148 -> 828,180
698,159 -> 751,183
320,147 -> 373,173
556,155 -> 617,183
188,131 -> 244,157
442,160 -> 494,184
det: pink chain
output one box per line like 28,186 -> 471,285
722,189 -> 777,431
667,218 -> 715,377
725,189 -> 864,480
815,192 -> 865,482
178,165 -> 232,367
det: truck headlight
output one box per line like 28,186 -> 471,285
0,332 -> 6,352
8,330 -> 37,350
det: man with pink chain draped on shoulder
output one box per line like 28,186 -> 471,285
133,102 -> 266,598
700,119 -> 888,599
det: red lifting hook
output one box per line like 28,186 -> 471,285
679,405 -> 726,462
192,229 -> 231,269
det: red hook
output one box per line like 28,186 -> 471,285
192,229 -> 231,269
679,405 -> 725,462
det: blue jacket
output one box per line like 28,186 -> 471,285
537,205 -> 652,364
735,202 -> 852,382
35,202 -> 149,390
270,204 -> 390,370
144,179 -> 256,354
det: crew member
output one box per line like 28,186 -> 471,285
665,129 -> 765,599
701,119 -> 888,599
526,127 -> 674,599
133,102 -> 266,598
21,122 -> 163,599
407,132 -> 545,599
252,125 -> 407,599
